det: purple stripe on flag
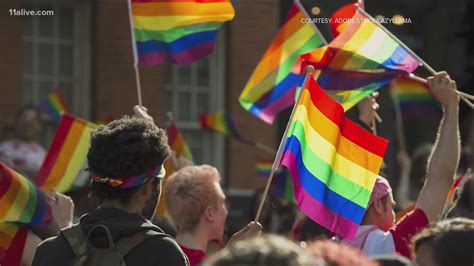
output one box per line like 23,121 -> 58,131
138,41 -> 216,67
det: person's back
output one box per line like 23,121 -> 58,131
33,112 -> 189,266
33,208 -> 187,266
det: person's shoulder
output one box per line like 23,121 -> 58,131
33,234 -> 75,266
134,234 -> 189,266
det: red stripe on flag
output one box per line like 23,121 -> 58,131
34,115 -> 74,187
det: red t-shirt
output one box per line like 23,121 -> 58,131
179,245 -> 207,266
390,208 -> 429,258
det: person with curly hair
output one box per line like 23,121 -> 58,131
33,106 -> 189,266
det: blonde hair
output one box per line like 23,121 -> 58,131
164,165 -> 221,233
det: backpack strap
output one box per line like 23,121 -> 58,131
115,229 -> 168,258
61,225 -> 89,258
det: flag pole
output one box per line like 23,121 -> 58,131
391,82 -> 408,152
127,0 -> 143,106
254,65 -> 315,222
167,112 -> 180,169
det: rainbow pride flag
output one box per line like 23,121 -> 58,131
390,76 -> 441,120
40,89 -> 68,123
280,75 -> 388,239
130,0 -> 235,66
200,111 -> 242,140
239,3 -> 325,124
256,160 -> 273,177
35,114 -> 97,193
155,120 -> 194,218
299,9 -> 420,111
0,163 -> 52,227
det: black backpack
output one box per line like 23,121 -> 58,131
61,224 -> 167,266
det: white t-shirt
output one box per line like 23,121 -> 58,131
0,139 -> 46,179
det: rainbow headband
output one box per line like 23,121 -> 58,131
91,165 -> 165,189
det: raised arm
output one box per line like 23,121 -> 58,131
415,71 -> 460,222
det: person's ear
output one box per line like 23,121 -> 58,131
138,179 -> 154,199
204,205 -> 214,223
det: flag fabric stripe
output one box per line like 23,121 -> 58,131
35,114 -> 97,193
138,41 -> 215,66
132,2 -> 234,17
286,159 -> 359,238
243,36 -> 317,104
134,22 -> 221,42
136,29 -> 217,54
199,112 -> 241,139
284,133 -> 371,207
390,76 -> 441,120
280,76 -> 388,239
34,116 -> 74,186
239,4 -> 325,124
40,90 -> 68,123
56,125 -> 94,192
42,122 -> 85,191
131,0 -> 234,66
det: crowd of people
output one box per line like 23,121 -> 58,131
1,72 -> 474,265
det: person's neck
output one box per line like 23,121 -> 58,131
176,227 -> 209,252
99,200 -> 142,215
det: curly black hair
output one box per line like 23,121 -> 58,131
88,116 -> 170,204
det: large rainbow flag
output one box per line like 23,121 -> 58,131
329,2 -> 357,38
279,75 -> 388,239
200,111 -> 242,140
40,89 -> 68,123
239,3 -> 325,124
390,76 -> 441,120
130,0 -> 235,66
155,120 -> 194,217
35,114 -> 97,193
299,9 -> 420,111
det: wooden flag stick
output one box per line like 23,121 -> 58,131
254,65 -> 315,222
127,0 -> 143,106
391,87 -> 408,152
166,112 -> 180,169
371,115 -> 377,136
134,67 -> 143,106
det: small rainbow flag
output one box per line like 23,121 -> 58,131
0,223 -> 28,265
155,120 -> 194,218
390,76 -> 442,120
0,163 -> 52,227
239,3 -> 326,124
300,8 -> 420,111
35,114 -> 97,193
40,89 -> 68,123
256,160 -> 273,177
280,75 -> 389,239
200,111 -> 242,140
130,0 -> 235,66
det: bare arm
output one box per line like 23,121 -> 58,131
415,72 -> 460,222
